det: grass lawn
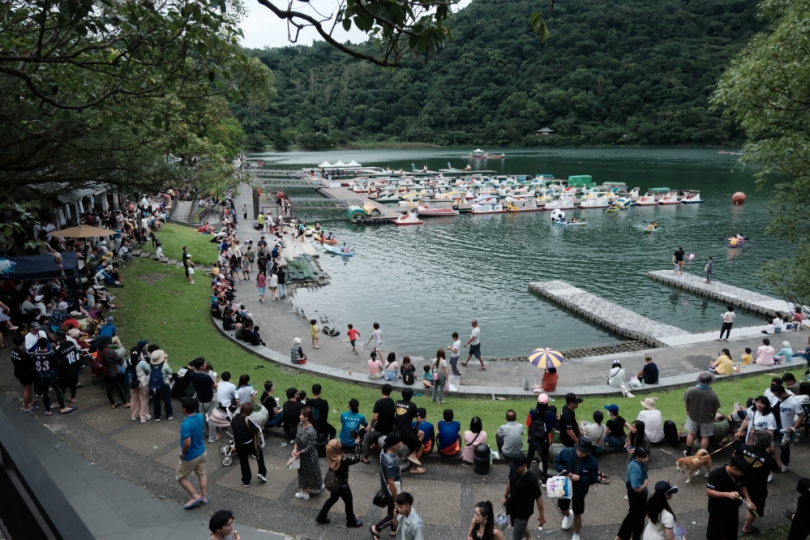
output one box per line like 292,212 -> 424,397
114,224 -> 797,441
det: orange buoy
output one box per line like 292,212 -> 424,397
732,192 -> 746,204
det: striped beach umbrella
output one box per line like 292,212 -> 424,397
528,348 -> 565,369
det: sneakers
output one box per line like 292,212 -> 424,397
241,482 -> 250,488
561,512 -> 572,530
295,492 -> 310,500
257,474 -> 267,483
768,472 -> 773,483
571,535 -> 581,540
140,415 -> 152,423
209,434 -> 222,443
783,465 -> 790,473
189,280 -> 195,284
167,415 -> 173,420
625,391 -> 635,399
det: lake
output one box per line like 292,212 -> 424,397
247,147 -> 790,358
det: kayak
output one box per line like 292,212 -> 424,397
606,207 -> 620,213
317,236 -> 338,245
728,239 -> 747,248
644,227 -> 660,233
324,244 -> 354,257
553,221 -> 588,226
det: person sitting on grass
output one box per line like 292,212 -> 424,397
437,409 -> 461,456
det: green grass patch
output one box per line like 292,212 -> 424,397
115,225 -> 794,440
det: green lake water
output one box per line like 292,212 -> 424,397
248,147 -> 790,358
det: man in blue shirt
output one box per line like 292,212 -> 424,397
340,398 -> 368,448
637,355 -> 659,385
437,409 -> 460,456
177,398 -> 208,509
554,437 -> 599,540
97,316 -> 123,347
615,446 -> 649,540
413,408 -> 434,454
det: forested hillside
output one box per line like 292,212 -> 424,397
235,0 -> 761,148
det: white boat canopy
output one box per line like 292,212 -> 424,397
347,160 -> 362,167
333,160 -> 347,167
318,161 -> 332,168
473,149 -> 484,153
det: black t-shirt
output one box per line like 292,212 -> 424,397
706,466 -> 743,516
507,469 -> 543,520
182,251 -> 191,267
309,397 -> 330,431
283,400 -> 304,431
190,371 -> 215,402
231,414 -> 260,445
734,444 -> 778,490
674,250 -> 684,262
10,347 -> 34,378
395,399 -> 418,435
56,342 -> 81,376
559,406 -> 580,447
401,365 -> 415,385
32,349 -> 59,379
372,397 -> 396,434
260,393 -> 278,420
606,416 -> 627,438
642,363 -> 659,384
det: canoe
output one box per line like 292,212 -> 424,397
728,239 -> 747,248
606,208 -> 620,213
324,244 -> 354,257
644,227 -> 660,233
317,236 -> 338,245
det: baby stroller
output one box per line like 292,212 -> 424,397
217,404 -> 267,466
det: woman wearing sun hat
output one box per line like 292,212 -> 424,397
637,397 -> 665,443
642,481 -> 680,540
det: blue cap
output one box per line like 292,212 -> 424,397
604,404 -> 619,414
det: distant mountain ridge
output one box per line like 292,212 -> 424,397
234,0 -> 761,148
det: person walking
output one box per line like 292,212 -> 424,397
461,319 -> 483,371
705,456 -> 756,540
554,437 -> 599,540
615,446 -> 649,540
705,256 -> 713,284
256,272 -> 266,302
290,406 -> 323,500
643,481 -> 680,540
393,493 -> 423,540
467,501 -> 504,540
682,372 -> 720,456
526,394 -> 555,481
189,358 -> 219,442
242,204 -> 247,221
371,432 -> 403,540
365,322 -> 384,359
277,266 -> 286,299
182,246 -> 195,284
177,398 -> 208,509
559,393 -> 583,448
431,349 -> 449,403
231,403 -> 267,488
734,431 -> 780,535
10,335 -> 36,412
101,345 -> 130,410
268,270 -> 279,301
771,383 -> 805,472
362,384 -> 396,462
502,454 -> 546,540
448,332 -> 461,376
316,438 -> 364,528
718,306 -> 735,341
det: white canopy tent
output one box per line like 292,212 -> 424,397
347,160 -> 362,167
333,160 -> 347,167
318,161 -> 332,168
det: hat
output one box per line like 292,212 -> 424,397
537,393 -> 549,404
57,301 -> 68,310
798,478 -> 810,498
30,321 -> 40,330
294,337 -> 301,344
565,393 -> 583,404
604,404 -> 619,414
68,328 -> 80,338
107,316 -> 114,322
511,454 -> 529,467
34,295 -> 44,302
697,372 -> 716,385
349,398 -> 360,409
575,437 -> 593,453
654,480 -> 679,496
383,432 -> 402,448
70,310 -> 82,317
150,350 -> 166,365
137,339 -> 149,348
640,397 -> 658,410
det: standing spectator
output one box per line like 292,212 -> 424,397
277,266 -> 287,299
33,337 -> 77,415
431,349 -> 449,403
554,438 -> 599,540
362,384 -> 396,462
526,395 -> 555,481
101,346 -> 130,410
437,409 -> 461,456
282,387 -> 304,440
643,481 -> 680,540
55,331 -> 81,404
149,349 -> 173,421
626,421 -> 651,462
785,478 -> 810,540
559,393 -> 583,448
290,406 -> 323,500
461,319 -> 483,371
189,358 -> 219,442
231,403 -> 267,488
705,255 -> 713,284
177,398 -> 208,509
340,399 -> 368,449
771,384 -> 804,472
371,433 -> 402,539
501,454 -> 545,540
309,318 -> 319,347
216,372 -> 237,409
737,396 -> 777,444
467,501 -> 504,540
462,417 -> 487,465
636,398 -> 665,444
182,246 -> 195,284
309,383 -> 337,439
734,431 -> 780,535
683,372 -> 721,456
705,456 -> 756,540
496,410 -> 524,460
673,247 -> 685,274
636,355 -> 659,385
256,272 -> 266,302
208,509 -> 240,540
615,447 -> 649,540
365,322 -> 384,358
395,388 -> 425,474
316,439 -> 364,527
10,335 -> 36,412
131,347 -> 151,423
447,332 -> 462,376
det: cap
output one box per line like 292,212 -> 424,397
294,337 -> 301,344
349,398 -> 360,409
537,393 -> 549,404
697,372 -> 716,385
30,321 -> 40,330
107,316 -> 114,322
604,404 -> 619,414
34,295 -> 44,302
511,454 -> 529,467
575,437 -> 594,453
654,480 -> 679,495
565,393 -> 583,404
137,340 -> 149,348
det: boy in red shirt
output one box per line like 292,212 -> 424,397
346,324 -> 361,355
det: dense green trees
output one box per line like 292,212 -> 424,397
237,0 -> 763,148
713,0 -> 810,310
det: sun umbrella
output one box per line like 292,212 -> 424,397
528,348 -> 565,369
48,225 -> 114,238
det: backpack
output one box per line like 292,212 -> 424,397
91,352 -> 108,379
124,350 -> 140,389
663,420 -> 680,446
529,410 -> 547,444
148,362 -> 165,396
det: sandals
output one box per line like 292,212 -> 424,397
111,402 -> 122,409
370,525 -> 381,540
409,466 -> 425,474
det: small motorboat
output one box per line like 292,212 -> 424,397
681,190 -> 704,204
470,196 -> 506,214
393,208 -> 424,226
728,237 -> 747,248
324,244 -> 354,256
